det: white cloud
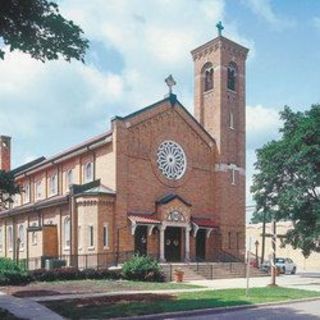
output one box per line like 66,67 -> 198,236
246,104 -> 282,150
245,104 -> 282,212
245,0 -> 294,30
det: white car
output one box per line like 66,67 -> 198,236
276,258 -> 297,274
261,257 -> 297,274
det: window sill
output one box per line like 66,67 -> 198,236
32,243 -> 37,246
103,246 -> 110,250
64,247 -> 70,251
227,89 -> 237,94
229,126 -> 235,130
88,246 -> 95,251
203,89 -> 214,95
8,249 -> 13,252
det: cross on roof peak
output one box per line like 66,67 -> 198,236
216,21 -> 224,36
165,74 -> 176,95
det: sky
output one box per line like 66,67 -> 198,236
1,0 -> 320,220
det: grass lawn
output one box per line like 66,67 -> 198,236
43,287 -> 320,319
2,279 -> 201,298
0,308 -> 21,320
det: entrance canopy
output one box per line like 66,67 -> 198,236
128,214 -> 160,236
191,217 -> 219,238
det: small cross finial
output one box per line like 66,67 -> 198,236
165,74 -> 176,94
216,21 -> 224,36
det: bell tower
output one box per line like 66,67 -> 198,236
191,24 -> 249,258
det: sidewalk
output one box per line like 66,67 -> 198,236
187,274 -> 320,292
0,294 -> 64,320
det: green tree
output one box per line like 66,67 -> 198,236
251,105 -> 320,257
0,170 -> 20,209
0,0 -> 89,62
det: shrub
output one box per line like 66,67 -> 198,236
0,270 -> 32,286
122,255 -> 164,282
0,258 -> 23,272
30,268 -> 80,282
30,267 -> 121,282
0,258 -> 31,285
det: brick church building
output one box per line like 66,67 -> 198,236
0,29 -> 248,268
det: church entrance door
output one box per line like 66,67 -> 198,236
165,227 -> 181,262
134,226 -> 147,256
196,229 -> 206,261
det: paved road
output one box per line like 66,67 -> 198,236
176,300 -> 320,320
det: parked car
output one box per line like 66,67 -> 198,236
261,257 -> 297,274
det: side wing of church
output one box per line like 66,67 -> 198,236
0,31 -> 248,268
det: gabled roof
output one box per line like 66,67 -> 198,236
11,157 -> 46,176
114,94 -> 215,146
71,179 -> 116,197
13,131 -> 112,177
0,195 -> 69,218
156,193 -> 191,207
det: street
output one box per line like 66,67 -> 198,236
174,300 -> 320,320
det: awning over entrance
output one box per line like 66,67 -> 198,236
191,217 -> 219,238
128,214 -> 160,235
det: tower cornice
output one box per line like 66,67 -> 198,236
191,36 -> 249,61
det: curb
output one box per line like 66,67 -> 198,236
114,297 -> 320,320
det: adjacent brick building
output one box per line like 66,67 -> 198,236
0,31 -> 248,267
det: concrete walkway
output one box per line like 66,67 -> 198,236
187,273 -> 320,292
0,294 -> 64,320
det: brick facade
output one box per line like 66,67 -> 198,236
0,33 -> 248,266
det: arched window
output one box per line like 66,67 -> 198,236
18,225 -> 24,249
66,169 -> 73,187
31,222 -> 38,245
8,226 -> 13,251
202,62 -> 214,92
227,62 -> 237,91
49,174 -> 57,195
23,183 -> 30,204
84,162 -> 93,183
64,217 -> 70,249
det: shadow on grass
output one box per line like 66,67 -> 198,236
42,287 -> 320,320
13,290 -> 62,298
43,294 -> 253,319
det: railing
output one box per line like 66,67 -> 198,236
21,251 -> 135,271
19,250 -> 243,271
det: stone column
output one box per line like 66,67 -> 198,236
160,225 -> 166,262
185,225 -> 191,261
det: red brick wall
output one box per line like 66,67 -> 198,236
0,136 -> 11,171
192,36 -> 248,258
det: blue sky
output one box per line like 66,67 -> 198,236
1,0 -> 320,217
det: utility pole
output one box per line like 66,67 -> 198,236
246,237 -> 252,296
270,219 -> 277,286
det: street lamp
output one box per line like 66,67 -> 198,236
255,240 -> 259,268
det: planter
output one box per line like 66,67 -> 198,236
174,270 -> 184,282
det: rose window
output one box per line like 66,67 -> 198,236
157,140 -> 187,180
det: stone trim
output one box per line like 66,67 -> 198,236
214,163 -> 245,176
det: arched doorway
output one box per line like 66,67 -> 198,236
165,227 -> 181,262
134,226 -> 147,256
